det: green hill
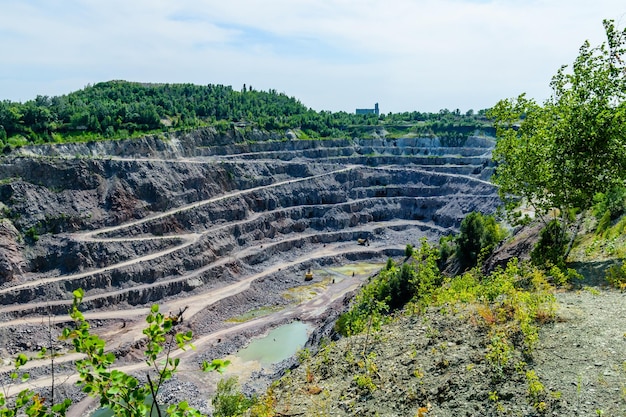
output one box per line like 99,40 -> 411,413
0,81 -> 491,148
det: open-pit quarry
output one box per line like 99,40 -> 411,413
0,128 -> 499,413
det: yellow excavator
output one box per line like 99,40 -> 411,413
305,268 -> 313,281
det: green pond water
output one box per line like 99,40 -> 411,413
237,321 -> 310,365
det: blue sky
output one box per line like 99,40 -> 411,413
1,0 -> 625,113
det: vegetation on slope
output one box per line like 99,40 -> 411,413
260,236 -> 565,416
0,80 -> 492,148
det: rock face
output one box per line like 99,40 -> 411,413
0,219 -> 26,283
0,129 -> 498,309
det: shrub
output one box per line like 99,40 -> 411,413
531,220 -> 565,267
437,234 -> 455,270
596,209 -> 612,236
212,377 -> 257,417
24,226 -> 39,243
456,212 -> 506,270
388,263 -> 415,310
605,261 -> 626,290
335,239 -> 441,336
593,186 -> 626,220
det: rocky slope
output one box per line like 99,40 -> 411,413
0,128 -> 497,309
269,286 -> 626,417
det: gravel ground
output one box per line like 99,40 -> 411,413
534,288 -> 626,416
270,287 -> 626,417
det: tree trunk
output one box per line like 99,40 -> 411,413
563,213 -> 584,260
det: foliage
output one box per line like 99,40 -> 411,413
525,370 -> 548,412
489,19 -> 626,258
0,81 -> 493,147
605,260 -> 626,290
211,377 -> 256,417
0,289 -> 227,417
0,353 -> 71,417
596,210 -> 612,236
485,332 -> 514,379
593,186 -> 626,221
456,212 -> 506,271
530,219 -> 566,267
24,226 -> 39,243
433,260 -> 556,354
335,239 -> 441,336
352,374 -> 376,394
437,234 -> 455,270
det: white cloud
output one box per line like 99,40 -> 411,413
1,0 -> 624,112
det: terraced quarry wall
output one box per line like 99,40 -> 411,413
0,128 -> 500,407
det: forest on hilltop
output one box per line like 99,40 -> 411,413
0,80 -> 491,148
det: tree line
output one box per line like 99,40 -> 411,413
0,80 -> 490,147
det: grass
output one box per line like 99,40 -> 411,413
326,262 -> 385,277
569,217 -> 626,261
282,276 -> 334,303
226,305 -> 285,323
282,263 -> 385,304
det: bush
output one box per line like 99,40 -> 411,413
593,186 -> 626,220
456,212 -> 506,271
388,263 -> 414,310
438,234 -> 455,270
596,209 -> 612,235
335,239 -> 441,336
212,377 -> 257,417
605,261 -> 626,290
24,226 -> 39,243
530,220 -> 565,267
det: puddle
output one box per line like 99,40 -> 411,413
236,321 -> 310,365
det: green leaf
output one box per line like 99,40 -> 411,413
202,358 -> 231,374
151,304 -> 159,313
36,347 -> 47,358
15,353 -> 28,367
73,288 -> 84,299
51,398 -> 72,413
